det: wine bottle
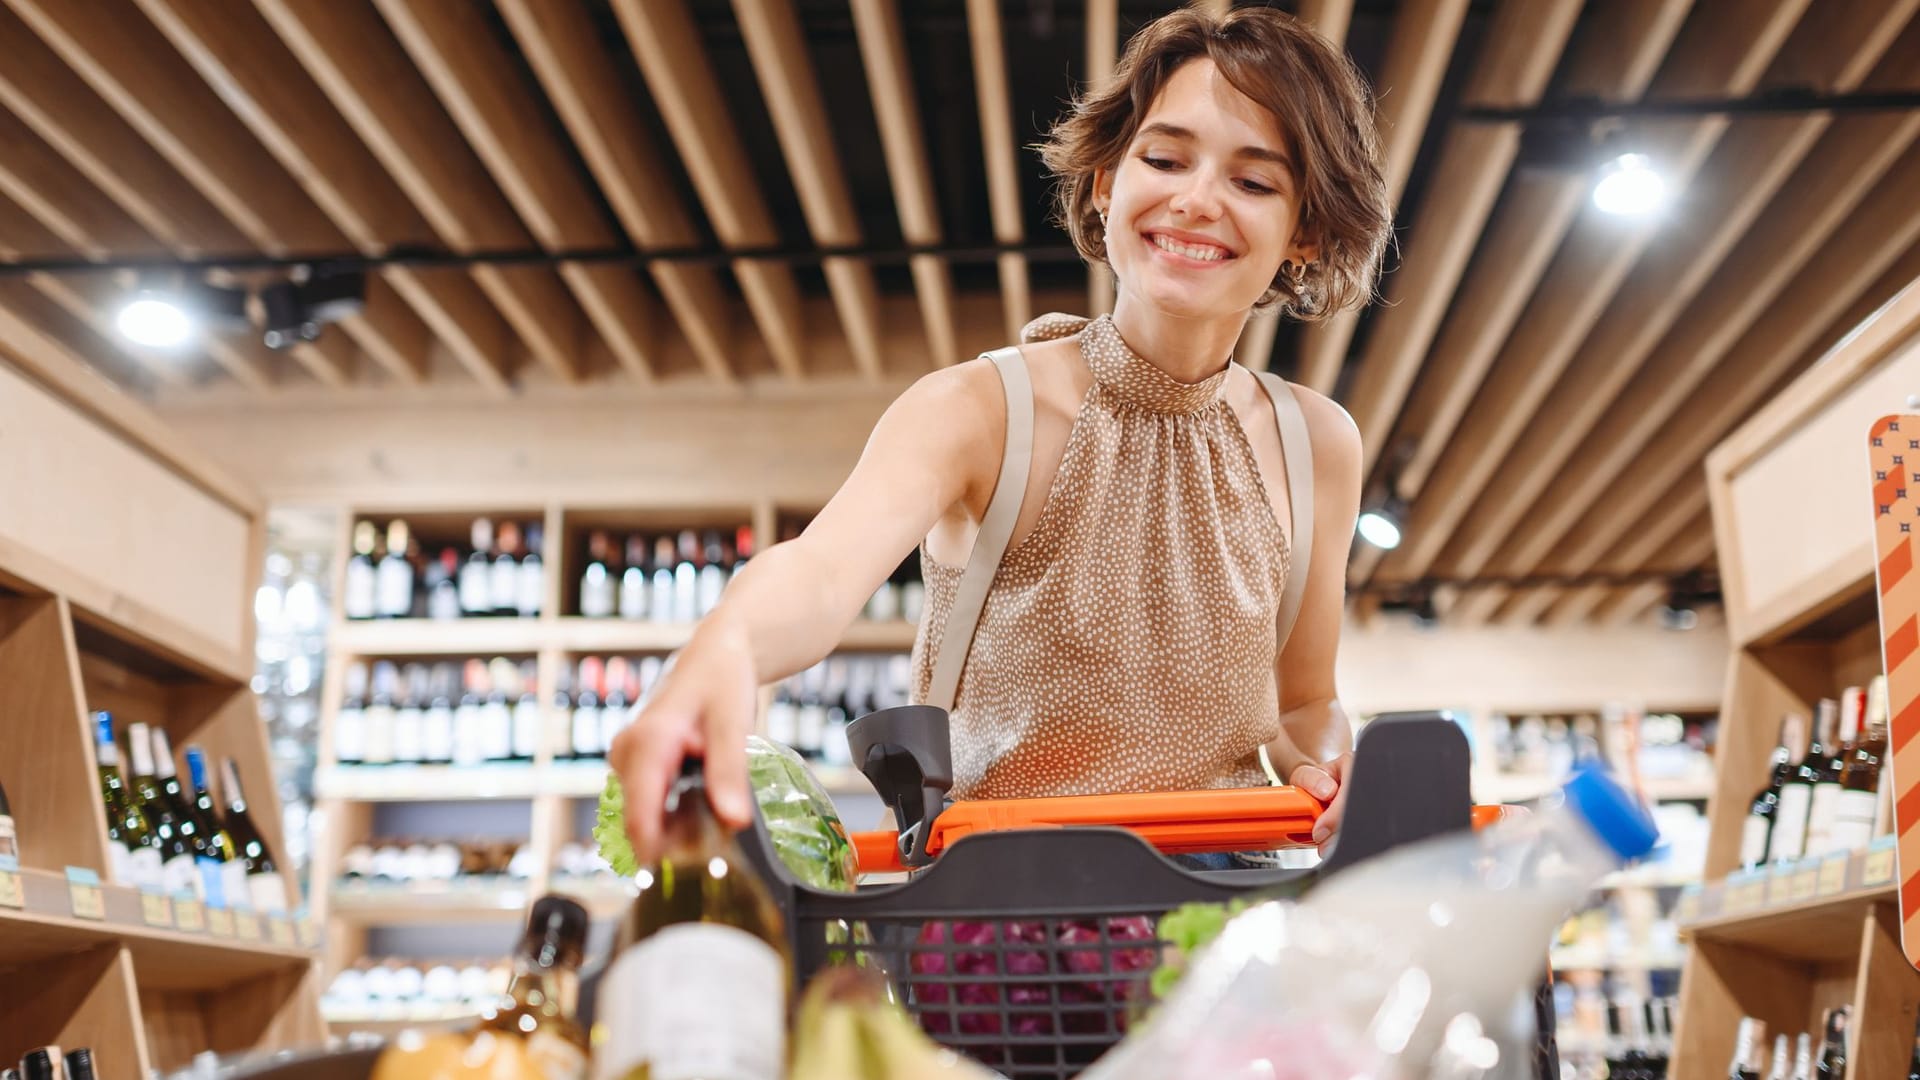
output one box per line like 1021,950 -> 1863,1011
427,547 -> 462,621
377,520 -> 416,620
518,523 -> 546,618
1808,689 -> 1863,856
220,758 -> 287,914
731,525 -> 754,583
1730,1017 -> 1767,1080
1766,1033 -> 1792,1080
460,518 -> 493,617
697,530 -> 727,616
1774,700 -> 1834,862
184,747 -> 244,908
648,536 -> 676,623
599,657 -> 632,754
487,521 -> 518,616
454,659 -> 489,768
63,1049 -> 96,1080
477,895 -> 592,1073
19,1049 -> 59,1080
424,664 -> 457,766
513,660 -> 543,763
580,530 -> 616,619
1792,1032 -> 1813,1080
672,530 -> 700,623
149,729 -> 222,904
345,521 -> 378,620
595,758 -> 790,1079
1743,715 -> 1800,868
1818,1006 -> 1849,1079
95,712 -> 161,890
363,661 -> 400,767
335,661 -> 369,766
619,535 -> 648,621
572,657 -> 604,760
392,664 -> 428,766
0,774 -> 16,861
484,657 -> 517,763
127,723 -> 200,899
1832,676 -> 1891,852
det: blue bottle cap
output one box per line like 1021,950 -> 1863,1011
93,710 -> 114,743
185,746 -> 209,789
1563,766 -> 1660,861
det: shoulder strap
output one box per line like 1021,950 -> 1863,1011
925,347 -> 1033,712
1255,371 -> 1314,657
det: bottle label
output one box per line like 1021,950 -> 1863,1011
223,860 -> 251,910
620,573 -> 647,620
596,923 -> 783,1080
128,846 -> 165,891
1740,815 -> 1771,868
491,561 -> 519,611
1772,784 -> 1813,861
107,843 -> 135,888
518,563 -> 545,617
1828,789 -> 1879,853
393,712 -> 426,765
249,872 -> 289,914
197,857 -> 228,909
573,707 -> 602,758
514,702 -> 543,760
162,852 -> 204,899
526,1032 -> 589,1080
334,708 -> 367,764
344,562 -> 377,620
0,815 -> 16,861
484,706 -> 515,761
1807,783 -> 1843,856
377,562 -> 413,618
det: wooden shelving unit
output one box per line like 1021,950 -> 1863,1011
310,499 -> 909,992
1668,283 -> 1920,1078
0,354 -> 322,1074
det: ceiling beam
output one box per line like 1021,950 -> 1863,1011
734,0 -> 886,382
1368,0 -> 1809,589
1431,4 -> 1920,591
1537,489 -> 1713,626
495,0 -> 738,384
255,0 -> 593,390
373,0 -> 660,384
1335,0 -> 1587,442
1295,0 -> 1354,47
851,0 -> 960,368
1292,0 -> 1469,389
614,0 -> 810,382
967,0 -> 1030,343
1085,0 -> 1118,321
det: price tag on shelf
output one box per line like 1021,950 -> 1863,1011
1673,884 -> 1703,924
1765,865 -> 1797,906
297,911 -> 320,950
1819,853 -> 1851,896
268,916 -> 296,948
139,890 -> 173,928
1864,837 -> 1898,886
233,910 -> 262,942
0,855 -> 22,910
1789,862 -> 1820,903
65,867 -> 104,921
207,906 -> 235,938
1724,871 -> 1765,914
173,893 -> 204,933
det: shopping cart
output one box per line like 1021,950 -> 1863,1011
735,708 -> 1561,1080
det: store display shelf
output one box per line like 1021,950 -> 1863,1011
1475,770 -> 1715,805
0,867 -> 312,990
323,1007 -> 481,1036
1597,865 -> 1703,890
1678,844 -> 1899,963
328,882 -> 533,924
316,764 -> 545,801
547,877 -> 637,918
1549,945 -> 1688,972
332,618 -> 545,657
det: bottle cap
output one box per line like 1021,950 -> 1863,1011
19,1049 -> 58,1080
1562,765 -> 1659,861
63,1049 -> 94,1080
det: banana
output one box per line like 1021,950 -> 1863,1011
789,967 -> 1001,1080
856,995 -> 999,1079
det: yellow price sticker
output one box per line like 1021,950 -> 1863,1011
1674,889 -> 1701,924
1818,855 -> 1850,896
1865,846 -> 1898,886
66,867 -> 104,921
0,869 -> 22,909
207,907 -> 235,938
1725,877 -> 1764,913
1790,867 -> 1820,902
173,896 -> 205,933
298,915 -> 320,950
234,910 -> 262,942
140,891 -> 173,927
269,917 -> 296,948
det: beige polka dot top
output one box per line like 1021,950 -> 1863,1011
910,312 -> 1298,801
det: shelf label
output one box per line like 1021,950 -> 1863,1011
139,890 -> 173,928
1724,872 -> 1766,914
297,911 -> 320,950
1765,864 -> 1797,906
233,910 -> 262,942
0,855 -> 21,910
207,906 -> 235,938
1674,884 -> 1703,924
173,894 -> 204,933
1865,837 -> 1899,887
66,867 -> 104,921
1818,853 -> 1851,896
1790,863 -> 1820,903
268,916 -> 296,948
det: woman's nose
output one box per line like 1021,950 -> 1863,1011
1169,167 -> 1227,220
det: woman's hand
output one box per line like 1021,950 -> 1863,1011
1289,751 -> 1353,850
608,624 -> 763,866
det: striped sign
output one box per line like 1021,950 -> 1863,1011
1869,415 -> 1920,967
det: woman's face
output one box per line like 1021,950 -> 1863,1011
1097,58 -> 1316,320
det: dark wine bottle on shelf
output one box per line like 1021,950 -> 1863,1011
1743,715 -> 1799,868
491,521 -> 522,616
454,659 -> 489,768
1773,699 -> 1834,862
673,530 -> 700,623
184,747 -> 243,908
1729,1017 -> 1767,1080
128,722 -> 200,899
393,664 -> 428,766
462,518 -> 495,617
377,520 -> 415,620
1818,1006 -> 1849,1079
649,536 -> 676,623
580,530 -> 616,618
1808,688 -> 1863,856
477,895 -> 592,1065
96,712 -> 161,890
423,663 -> 457,766
344,521 -> 378,620
148,729 -> 222,901
619,535 -> 649,621
0,774 -> 15,861
518,523 -> 545,617
1832,675 -> 1890,852
19,1049 -> 60,1080
697,530 -> 728,616
63,1049 -> 96,1080
484,657 -> 516,763
219,758 -> 286,914
335,661 -> 369,766
363,661 -> 400,766
573,657 -> 605,760
427,547 -> 461,621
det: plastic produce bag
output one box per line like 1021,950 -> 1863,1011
1084,768 -> 1658,1080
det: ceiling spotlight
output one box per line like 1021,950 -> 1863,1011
1658,571 -> 1721,631
1592,152 -> 1668,216
1357,505 -> 1403,551
261,268 -> 366,350
116,292 -> 194,349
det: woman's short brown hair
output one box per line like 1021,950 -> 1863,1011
1038,6 -> 1391,319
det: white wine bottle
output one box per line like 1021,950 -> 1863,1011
594,759 -> 790,1080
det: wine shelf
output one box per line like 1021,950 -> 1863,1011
328,882 -> 534,924
321,1008 -> 479,1037
1474,769 -> 1716,805
330,616 -> 919,659
1549,945 -> 1689,972
315,764 -> 546,801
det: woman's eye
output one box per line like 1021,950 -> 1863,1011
1239,179 -> 1277,195
1140,155 -> 1178,171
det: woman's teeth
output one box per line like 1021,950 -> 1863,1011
1149,234 -> 1231,261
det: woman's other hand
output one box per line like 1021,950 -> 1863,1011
1289,751 -> 1352,850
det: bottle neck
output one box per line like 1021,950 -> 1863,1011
507,948 -> 581,1015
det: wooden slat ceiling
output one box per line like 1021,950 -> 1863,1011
2,0 -> 1919,627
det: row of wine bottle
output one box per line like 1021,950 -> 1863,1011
5,1048 -> 99,1080
94,712 -> 285,913
339,839 -> 533,882
1582,993 -> 1675,1079
579,528 -> 750,622
335,657 -> 551,767
345,518 -> 546,621
1740,678 -> 1890,868
767,653 -> 913,764
1728,1008 -> 1851,1079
